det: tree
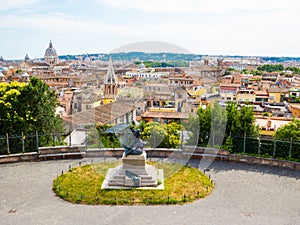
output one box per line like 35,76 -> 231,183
141,122 -> 167,148
193,101 -> 258,147
96,123 -> 121,148
0,78 -> 63,135
166,122 -> 183,148
221,136 -> 233,153
197,105 -> 211,145
257,64 -> 284,72
226,102 -> 258,138
239,105 -> 259,137
275,118 -> 300,141
241,68 -> 249,74
210,101 -> 226,147
140,121 -> 183,148
225,102 -> 241,137
183,114 -> 199,146
196,101 -> 227,147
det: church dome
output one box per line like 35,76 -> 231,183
45,40 -> 57,56
139,62 -> 145,68
25,53 -> 30,61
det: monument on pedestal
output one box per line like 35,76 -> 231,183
101,124 -> 163,189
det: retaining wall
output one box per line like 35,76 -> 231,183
1,146 -> 299,170
229,154 -> 300,170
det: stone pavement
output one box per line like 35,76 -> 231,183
0,158 -> 299,225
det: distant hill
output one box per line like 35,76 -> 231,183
58,52 -> 300,63
58,52 -> 200,62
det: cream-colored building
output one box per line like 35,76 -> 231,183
236,89 -> 255,103
268,87 -> 288,103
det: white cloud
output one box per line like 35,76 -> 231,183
97,0 -> 299,14
1,8 -> 300,57
0,14 -> 122,34
0,0 -> 300,58
0,0 -> 41,11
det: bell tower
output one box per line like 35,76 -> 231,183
103,57 -> 118,104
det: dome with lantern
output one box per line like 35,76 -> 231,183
44,40 -> 58,65
45,40 -> 57,56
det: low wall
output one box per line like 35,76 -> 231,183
0,152 -> 38,164
86,148 -> 179,158
1,146 -> 299,170
229,154 -> 300,170
0,145 -> 86,164
39,145 -> 86,155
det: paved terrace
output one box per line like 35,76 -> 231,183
0,158 -> 299,225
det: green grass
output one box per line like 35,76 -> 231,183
53,161 -> 213,205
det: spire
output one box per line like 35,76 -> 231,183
49,40 -> 53,48
104,56 -> 117,85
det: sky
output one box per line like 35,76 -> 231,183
0,0 -> 300,59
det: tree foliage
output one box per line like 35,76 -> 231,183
197,105 -> 211,145
140,121 -> 183,148
221,136 -> 233,152
196,101 -> 227,146
285,66 -> 300,74
257,64 -> 284,72
96,123 -> 121,148
193,101 -> 258,147
0,77 -> 63,135
275,118 -> 300,141
135,60 -> 189,68
239,105 -> 259,137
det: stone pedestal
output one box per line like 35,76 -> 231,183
104,151 -> 160,188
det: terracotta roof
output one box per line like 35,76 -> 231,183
141,111 -> 189,119
268,87 -> 289,93
220,83 -> 241,87
255,90 -> 269,96
71,101 -> 135,125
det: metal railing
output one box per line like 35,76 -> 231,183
1,131 -> 299,162
0,132 -> 70,155
231,136 -> 300,160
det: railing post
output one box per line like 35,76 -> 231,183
258,137 -> 261,155
273,138 -> 276,159
6,133 -> 10,155
181,130 -> 183,150
69,131 -> 72,146
243,132 -> 246,153
52,134 -> 55,147
22,132 -> 25,153
289,137 -> 292,159
36,131 -> 39,154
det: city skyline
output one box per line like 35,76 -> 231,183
0,0 -> 300,59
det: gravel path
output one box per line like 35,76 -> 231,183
0,158 -> 299,225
